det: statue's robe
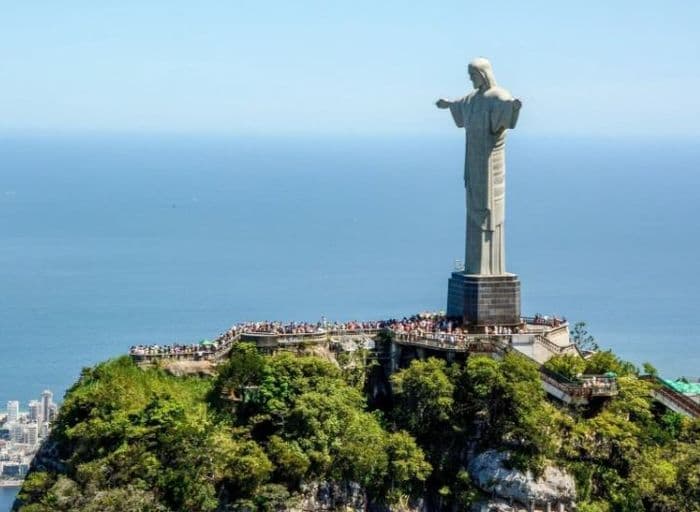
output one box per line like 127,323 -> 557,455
449,87 -> 520,275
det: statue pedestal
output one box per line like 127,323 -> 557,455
447,272 -> 521,326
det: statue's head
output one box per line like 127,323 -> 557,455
468,58 -> 497,91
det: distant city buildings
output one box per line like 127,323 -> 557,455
28,400 -> 42,424
41,390 -> 53,424
26,424 -> 38,447
0,390 -> 58,483
6,401 -> 19,425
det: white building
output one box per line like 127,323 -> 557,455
26,424 -> 38,446
6,401 -> 19,424
28,400 -> 42,424
48,403 -> 58,423
41,390 -> 53,425
2,462 -> 28,477
9,424 -> 24,443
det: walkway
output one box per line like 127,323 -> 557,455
130,322 -> 619,406
129,323 -> 699,418
390,332 -> 616,403
641,376 -> 700,419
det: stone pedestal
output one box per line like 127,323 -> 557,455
447,272 -> 521,326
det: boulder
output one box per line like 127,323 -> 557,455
468,450 -> 575,507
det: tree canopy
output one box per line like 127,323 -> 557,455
15,344 -> 700,511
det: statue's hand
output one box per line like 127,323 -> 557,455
435,99 -> 451,109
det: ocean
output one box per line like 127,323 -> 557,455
1,134 -> 699,509
0,489 -> 18,511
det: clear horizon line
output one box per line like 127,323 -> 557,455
1,129 -> 698,142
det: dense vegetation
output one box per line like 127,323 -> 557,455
15,342 -> 700,511
15,348 -> 428,511
390,352 -> 700,511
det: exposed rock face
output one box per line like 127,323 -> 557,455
287,481 -> 366,512
284,481 -> 426,512
468,450 -> 575,509
162,359 -> 216,377
470,499 -> 523,512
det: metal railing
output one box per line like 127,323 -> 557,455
131,327 -> 381,362
533,334 -> 578,356
391,331 -> 504,353
522,316 -> 567,327
579,375 -> 619,396
241,332 -> 328,344
641,376 -> 700,418
131,333 -> 241,363
129,324 -> 621,404
131,347 -> 219,361
539,368 -> 617,399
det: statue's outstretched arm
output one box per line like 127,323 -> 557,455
435,98 -> 451,109
435,97 -> 464,127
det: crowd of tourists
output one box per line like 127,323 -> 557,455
381,313 -> 459,335
214,319 -> 383,338
382,313 -> 529,338
129,342 -> 219,358
381,313 -> 523,346
528,314 -> 567,327
128,319 -> 383,358
129,312 -> 566,359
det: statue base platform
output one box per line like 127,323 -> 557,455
446,272 -> 521,326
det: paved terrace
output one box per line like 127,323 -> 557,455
129,314 -> 570,362
126,315 -> 700,417
128,314 -> 637,408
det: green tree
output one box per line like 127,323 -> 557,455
15,472 -> 56,510
390,358 -> 455,439
25,339 -> 700,512
584,350 -> 636,376
543,354 -> 586,381
210,342 -> 266,413
641,361 -> 658,377
210,429 -> 273,496
379,431 -> 432,502
459,354 -> 560,472
571,322 -> 599,352
266,435 -> 310,487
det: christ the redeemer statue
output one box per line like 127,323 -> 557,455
436,57 -> 521,276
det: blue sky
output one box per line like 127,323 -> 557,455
1,1 -> 698,137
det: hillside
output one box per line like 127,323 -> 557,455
13,342 -> 700,512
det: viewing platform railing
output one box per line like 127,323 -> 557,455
130,333 -> 241,362
641,376 -> 700,418
131,327 -> 382,362
533,334 -> 577,356
391,331 -> 507,353
240,331 -> 328,346
522,316 -> 567,328
130,347 -> 217,361
539,367 -> 618,398
131,328 -> 557,362
241,328 -> 383,346
129,323 -> 622,404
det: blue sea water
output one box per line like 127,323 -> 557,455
1,134 -> 699,509
0,488 -> 16,511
